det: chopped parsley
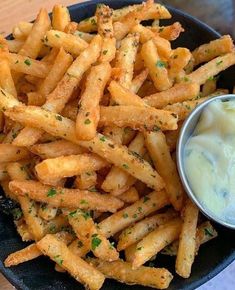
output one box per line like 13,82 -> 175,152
24,59 -> 31,66
80,199 -> 88,205
100,136 -> 106,142
123,213 -> 128,219
69,210 -> 77,217
143,196 -> 150,203
47,188 -> 57,197
122,164 -> 129,169
216,60 -> 223,66
54,255 -> 63,265
103,50 -> 108,55
55,34 -> 60,38
91,234 -> 102,250
156,60 -> 167,68
55,115 -> 62,121
204,228 -> 213,237
88,187 -> 98,192
84,118 -> 91,125
12,208 -> 23,220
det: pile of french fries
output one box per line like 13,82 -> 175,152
1,0 -> 234,289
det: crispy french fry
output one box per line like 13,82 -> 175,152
0,144 -> 30,163
74,171 -> 97,190
44,215 -> 69,235
154,22 -> 184,41
8,53 -> 51,78
13,22 -> 33,40
2,122 -> 22,144
76,62 -> 111,140
73,30 -> 94,43
68,238 -> 90,258
30,140 -> 85,159
132,218 -> 182,269
89,258 -> 173,289
98,190 -> 169,238
6,39 -> 24,53
38,204 -> 57,221
130,69 -> 149,93
4,105 -> 165,190
144,82 -> 200,108
168,48 -> 191,81
35,153 -> 108,182
118,209 -> 177,251
12,35 -> 102,147
15,220 -> 33,242
118,186 -> 139,204
96,4 -> 116,62
192,35 -> 234,66
115,33 -> 139,89
99,105 -> 178,131
145,131 -> 185,210
141,39 -> 172,91
52,4 -> 71,32
44,30 -> 88,55
102,126 -> 125,145
9,180 -> 124,213
0,57 -> 17,98
37,234 -> 105,290
19,9 -> 51,59
176,199 -> 199,278
68,209 -> 119,261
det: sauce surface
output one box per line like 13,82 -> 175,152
184,99 -> 235,224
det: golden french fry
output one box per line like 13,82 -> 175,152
98,190 -> 169,238
176,199 -> 199,278
192,35 -> 234,66
76,62 -> 111,140
0,57 -> 17,97
130,68 -> 149,93
4,105 -> 165,191
68,209 -> 119,261
6,39 -> 24,53
89,258 -> 173,289
168,48 -> 191,81
132,218 -> 182,269
9,180 -> 124,213
44,215 -> 69,235
35,153 -> 108,182
99,105 -> 178,131
118,209 -> 177,251
118,186 -> 139,204
74,171 -> 97,190
52,4 -> 71,32
13,22 -> 33,40
44,30 -> 88,55
37,234 -> 105,290
141,40 -> 172,91
38,204 -> 57,221
30,140 -> 86,159
73,30 -> 94,43
19,9 -> 51,59
145,131 -> 185,211
155,22 -> 184,41
0,144 -> 30,163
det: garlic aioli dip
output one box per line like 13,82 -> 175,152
184,99 -> 235,224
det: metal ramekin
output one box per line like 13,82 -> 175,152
177,94 -> 235,229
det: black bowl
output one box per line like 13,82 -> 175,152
1,1 -> 235,289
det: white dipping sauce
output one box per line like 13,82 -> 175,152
184,99 -> 235,224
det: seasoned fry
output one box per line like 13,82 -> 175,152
89,258 -> 173,289
6,39 -> 24,53
44,30 -> 88,55
35,153 -> 107,182
19,9 -> 51,59
176,199 -> 199,278
141,40 -> 172,91
168,48 -> 191,81
30,140 -> 86,159
75,171 -> 97,190
13,22 -> 33,40
9,180 -> 124,213
37,234 -> 105,290
130,69 -> 149,93
132,218 -> 182,269
0,56 -> 17,98
118,187 -> 139,204
0,144 -> 30,163
118,209 -> 177,251
98,190 -> 169,238
15,221 -> 33,242
154,22 -> 184,41
38,204 -> 57,221
52,4 -> 71,32
99,105 -> 178,131
76,62 -> 111,140
68,209 -> 119,261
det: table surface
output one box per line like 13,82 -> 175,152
0,0 -> 234,289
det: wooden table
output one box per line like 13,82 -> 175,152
0,0 -> 234,289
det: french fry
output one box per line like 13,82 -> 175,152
0,57 -> 17,98
30,140 -> 86,159
13,22 -> 33,40
61,99 -> 78,121
141,40 -> 172,91
6,39 -> 24,53
168,48 -> 191,81
144,82 -> 200,108
154,22 -> 184,41
77,3 -> 171,33
44,30 -> 88,55
35,153 -> 108,182
19,9 -> 51,59
37,234 -> 105,290
192,35 -> 234,66
9,180 -> 124,213
117,209 -> 177,251
38,204 -> 57,221
176,199 -> 199,278
118,186 -> 139,204
52,4 -> 71,32
101,132 -> 145,194
130,69 -> 149,93
8,53 -> 51,78
12,35 -> 102,147
187,52 -> 235,85
4,105 -> 165,190
165,122 -> 183,152
68,209 -> 119,261
98,190 -> 169,238
73,30 -> 94,43
102,126 -> 125,145
2,122 -> 22,144
76,62 -> 111,140
96,4 -> 116,62
89,258 -> 173,289
15,220 -> 33,242
132,218 -> 182,269
115,33 -> 139,89
0,144 -> 30,163
99,105 -> 178,131
44,215 -> 69,235
27,92 -> 45,106
145,131 -> 185,211
74,171 -> 97,190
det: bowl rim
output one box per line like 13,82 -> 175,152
1,1 -> 234,290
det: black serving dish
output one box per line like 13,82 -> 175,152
1,1 -> 235,289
